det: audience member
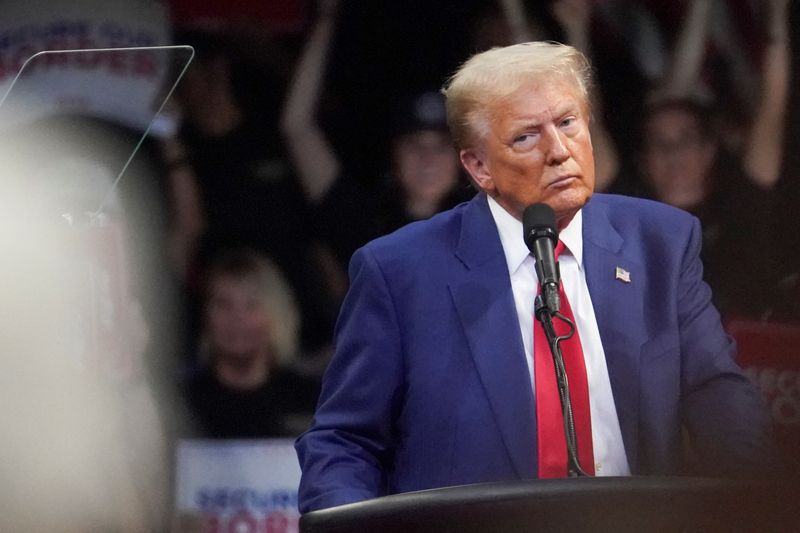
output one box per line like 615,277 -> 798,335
281,0 -> 474,272
166,27 -> 339,353
184,248 -> 320,439
635,99 -> 780,318
369,92 -> 474,231
614,0 -> 792,319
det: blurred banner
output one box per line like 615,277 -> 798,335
731,319 -> 800,474
169,0 -> 308,33
0,0 -> 171,131
175,439 -> 301,533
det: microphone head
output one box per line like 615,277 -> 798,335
523,203 -> 558,252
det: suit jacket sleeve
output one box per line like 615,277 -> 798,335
295,245 -> 403,512
677,217 -> 777,476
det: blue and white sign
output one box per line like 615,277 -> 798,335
175,439 -> 301,533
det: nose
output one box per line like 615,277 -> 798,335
544,127 -> 570,166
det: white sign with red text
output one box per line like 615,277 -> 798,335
0,0 -> 173,132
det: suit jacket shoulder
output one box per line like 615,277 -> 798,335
585,193 -> 697,248
357,198 -> 472,272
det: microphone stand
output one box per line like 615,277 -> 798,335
534,294 -> 591,478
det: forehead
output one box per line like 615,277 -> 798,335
487,77 -> 585,124
208,274 -> 259,297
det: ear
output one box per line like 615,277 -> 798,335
460,148 -> 494,193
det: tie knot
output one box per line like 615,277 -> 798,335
554,240 -> 566,260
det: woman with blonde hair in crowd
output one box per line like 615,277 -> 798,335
184,247 -> 320,439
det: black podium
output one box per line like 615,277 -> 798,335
301,477 -> 794,533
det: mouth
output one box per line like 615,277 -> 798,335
547,175 -> 578,188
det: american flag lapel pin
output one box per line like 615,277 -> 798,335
615,266 -> 631,283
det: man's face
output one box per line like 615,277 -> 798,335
460,76 -> 595,227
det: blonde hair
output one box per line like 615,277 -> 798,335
204,248 -> 300,366
442,41 -> 593,150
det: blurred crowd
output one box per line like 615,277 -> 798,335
0,0 -> 798,528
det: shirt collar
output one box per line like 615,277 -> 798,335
487,195 -> 584,276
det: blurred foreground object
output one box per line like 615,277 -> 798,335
0,45 -> 192,531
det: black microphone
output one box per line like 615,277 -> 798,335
523,203 -> 560,314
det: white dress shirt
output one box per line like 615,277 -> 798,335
487,196 -> 630,476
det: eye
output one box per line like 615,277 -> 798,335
512,132 -> 538,147
560,116 -> 577,129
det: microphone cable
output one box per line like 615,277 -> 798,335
551,310 -> 592,478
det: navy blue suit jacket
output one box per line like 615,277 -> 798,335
296,193 -> 775,512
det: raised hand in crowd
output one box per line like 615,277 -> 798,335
742,0 -> 792,190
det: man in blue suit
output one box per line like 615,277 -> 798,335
295,42 -> 776,513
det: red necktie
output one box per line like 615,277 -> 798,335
533,241 -> 595,477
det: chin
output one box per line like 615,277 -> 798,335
553,188 -> 591,213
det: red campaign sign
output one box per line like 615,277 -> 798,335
728,318 -> 800,370
728,318 -> 800,470
728,319 -> 800,425
169,0 -> 309,33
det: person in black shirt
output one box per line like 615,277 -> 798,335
167,28 -> 339,355
185,248 -> 319,439
633,98 -> 781,319
280,2 -> 475,274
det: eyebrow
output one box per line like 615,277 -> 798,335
510,107 -> 580,132
511,104 -> 580,125
509,119 -> 543,132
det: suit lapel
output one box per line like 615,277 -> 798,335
449,194 -> 537,478
583,198 -> 648,472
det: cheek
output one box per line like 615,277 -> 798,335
247,312 -> 271,337
436,152 -> 460,173
206,308 -> 231,335
492,152 -> 539,181
698,147 -> 716,174
644,154 -> 670,182
207,306 -> 269,338
396,155 -> 422,184
228,304 -> 268,333
429,155 -> 459,183
575,137 -> 595,164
